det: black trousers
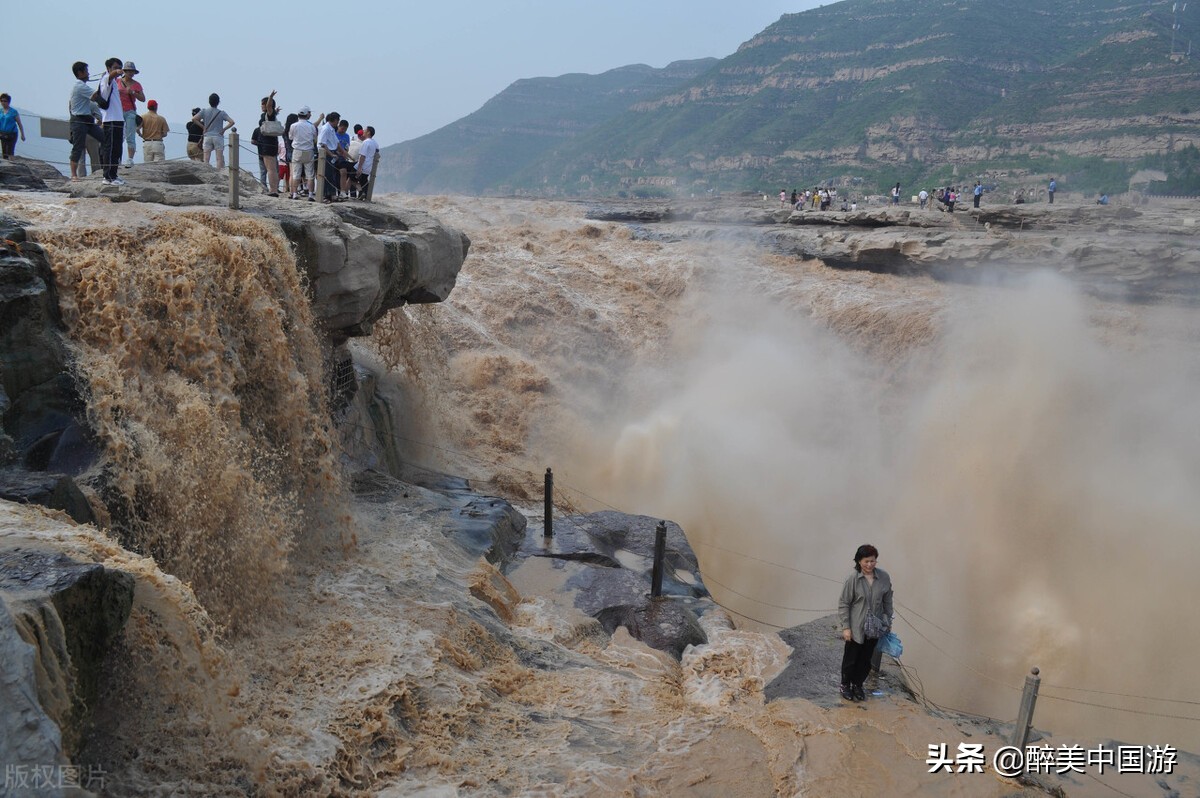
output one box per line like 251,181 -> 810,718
69,117 -> 102,165
101,121 -> 123,179
841,637 -> 878,689
974,195 -> 981,208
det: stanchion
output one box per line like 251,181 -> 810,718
543,468 -> 553,538
365,153 -> 380,202
316,145 -> 328,202
228,130 -> 240,210
651,521 -> 667,598
1010,667 -> 1041,748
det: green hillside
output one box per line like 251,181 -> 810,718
381,0 -> 1200,197
375,59 -> 717,194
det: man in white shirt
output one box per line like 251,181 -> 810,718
98,58 -> 126,185
288,106 -> 317,200
355,126 -> 379,201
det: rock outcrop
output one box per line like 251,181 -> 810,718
1,513 -> 135,777
593,197 -> 1200,303
0,222 -> 98,525
517,511 -> 716,659
56,161 -> 470,341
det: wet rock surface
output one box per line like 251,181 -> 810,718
0,224 -> 99,522
350,467 -> 527,566
517,511 -> 717,659
0,536 -> 135,762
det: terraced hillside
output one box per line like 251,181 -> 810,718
380,0 -> 1200,196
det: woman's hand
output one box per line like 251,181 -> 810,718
842,628 -> 852,642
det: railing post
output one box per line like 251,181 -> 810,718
365,152 -> 380,203
1010,667 -> 1041,749
650,521 -> 667,598
228,129 -> 240,210
543,468 -> 553,538
316,145 -> 328,202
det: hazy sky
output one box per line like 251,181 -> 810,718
7,0 -> 824,150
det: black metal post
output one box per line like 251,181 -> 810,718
543,468 -> 553,538
650,521 -> 667,598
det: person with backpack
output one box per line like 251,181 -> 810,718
96,58 -> 126,185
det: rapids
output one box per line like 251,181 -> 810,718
4,189 -> 1197,796
371,195 -> 1200,753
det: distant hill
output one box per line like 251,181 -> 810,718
374,59 -> 717,195
380,0 -> 1200,197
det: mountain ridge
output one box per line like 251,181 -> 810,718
380,0 -> 1200,197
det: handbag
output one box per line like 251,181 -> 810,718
260,119 -> 285,136
91,85 -> 110,110
863,611 -> 888,640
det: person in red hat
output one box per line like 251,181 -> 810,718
140,99 -> 168,162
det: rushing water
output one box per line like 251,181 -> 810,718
7,192 -> 1198,795
375,195 -> 1200,754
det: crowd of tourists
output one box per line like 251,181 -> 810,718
778,178 -> 1069,212
61,58 -> 379,202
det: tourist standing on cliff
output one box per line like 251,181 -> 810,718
838,544 -> 894,702
1048,178 -> 1057,204
891,182 -> 901,205
185,109 -> 203,161
139,100 -> 168,162
257,90 -> 281,197
973,181 -> 983,209
0,94 -> 26,160
355,126 -> 379,199
68,62 -> 102,180
193,94 -> 234,170
918,188 -> 929,210
779,189 -> 787,208
288,106 -> 317,200
117,62 -> 144,167
98,59 -> 126,185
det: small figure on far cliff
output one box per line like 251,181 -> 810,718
1048,177 -> 1057,204
891,182 -> 901,205
838,544 -> 894,703
918,188 -> 929,210
1096,194 -> 1110,205
780,189 -> 788,208
973,181 -> 983,209
790,189 -> 798,206
0,93 -> 26,160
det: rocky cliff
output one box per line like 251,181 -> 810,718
0,160 -> 471,779
383,0 -> 1200,197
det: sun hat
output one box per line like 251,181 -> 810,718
147,99 -> 158,109
123,61 -> 139,74
298,105 -> 311,116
